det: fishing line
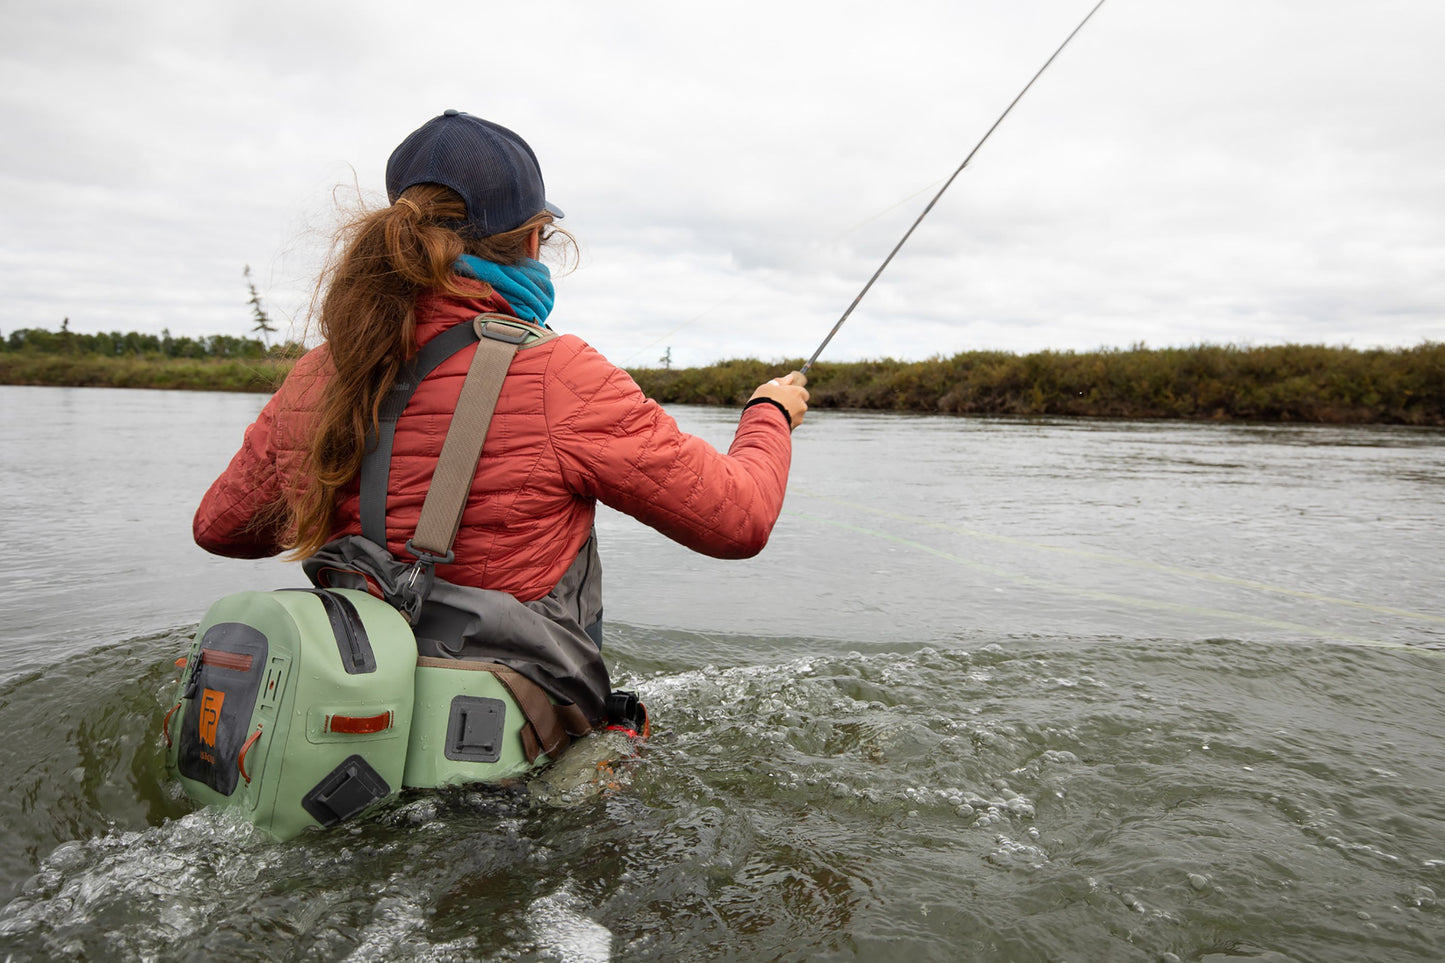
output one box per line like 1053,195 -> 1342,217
785,508 -> 1445,658
795,491 -> 1445,625
832,176 -> 949,241
619,309 -> 718,367
800,0 -> 1109,375
624,176 -> 944,367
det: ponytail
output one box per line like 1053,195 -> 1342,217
287,185 -> 568,558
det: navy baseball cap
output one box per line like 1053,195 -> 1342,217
385,109 -> 563,236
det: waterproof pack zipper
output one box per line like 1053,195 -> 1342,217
302,589 -> 376,674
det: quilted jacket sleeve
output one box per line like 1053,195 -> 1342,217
192,392 -> 289,558
545,337 -> 793,558
192,348 -> 333,558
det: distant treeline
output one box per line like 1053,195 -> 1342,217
0,325 -> 297,392
3,325 -> 297,360
630,342 -> 1445,426
3,324 -> 1442,424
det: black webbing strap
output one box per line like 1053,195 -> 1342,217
358,315 -> 554,554
358,321 -> 481,546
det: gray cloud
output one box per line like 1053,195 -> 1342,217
2,0 -> 1440,365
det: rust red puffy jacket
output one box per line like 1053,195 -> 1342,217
193,285 -> 793,602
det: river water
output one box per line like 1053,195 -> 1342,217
0,384 -> 1443,962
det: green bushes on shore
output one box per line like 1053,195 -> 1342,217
629,342 -> 1445,426
0,353 -> 293,392
3,322 -> 1441,424
0,324 -> 298,392
3,325 -> 295,360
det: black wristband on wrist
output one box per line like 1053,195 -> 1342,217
743,396 -> 793,427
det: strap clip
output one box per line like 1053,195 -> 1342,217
394,540 -> 454,625
402,539 -> 455,567
477,318 -> 530,344
395,564 -> 430,626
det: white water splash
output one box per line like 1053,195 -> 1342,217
526,884 -> 613,963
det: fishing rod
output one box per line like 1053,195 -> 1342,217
799,0 -> 1108,376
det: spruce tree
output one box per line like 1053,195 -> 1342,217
244,264 -> 277,346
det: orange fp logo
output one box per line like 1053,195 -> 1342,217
199,688 -> 225,748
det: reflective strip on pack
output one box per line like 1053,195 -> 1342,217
326,711 -> 395,735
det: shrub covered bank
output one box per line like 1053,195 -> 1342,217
0,324 -> 296,393
3,327 -> 1441,425
629,343 -> 1445,425
0,353 -> 291,393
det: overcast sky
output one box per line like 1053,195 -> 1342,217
2,0 -> 1441,367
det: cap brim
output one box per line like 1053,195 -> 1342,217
544,201 -> 565,220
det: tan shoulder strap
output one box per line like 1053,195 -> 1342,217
408,315 -> 553,560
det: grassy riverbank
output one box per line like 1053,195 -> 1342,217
0,354 -> 291,392
630,342 -> 1445,425
0,325 -> 294,392
3,336 -> 1441,425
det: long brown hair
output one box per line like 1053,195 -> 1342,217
287,183 -> 573,558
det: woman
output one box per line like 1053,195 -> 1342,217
192,110 -> 808,725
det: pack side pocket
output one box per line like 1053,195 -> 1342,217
176,622 -> 269,796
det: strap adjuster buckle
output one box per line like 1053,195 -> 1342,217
394,540 -> 454,625
476,318 -> 529,345
402,539 -> 454,567
395,563 -> 431,626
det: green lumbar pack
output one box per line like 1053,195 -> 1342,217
164,588 -> 569,840
165,589 -> 417,841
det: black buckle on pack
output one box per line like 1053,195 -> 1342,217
402,540 -> 454,568
395,564 -> 432,626
396,540 -> 454,626
604,690 -> 648,738
301,755 -> 390,827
